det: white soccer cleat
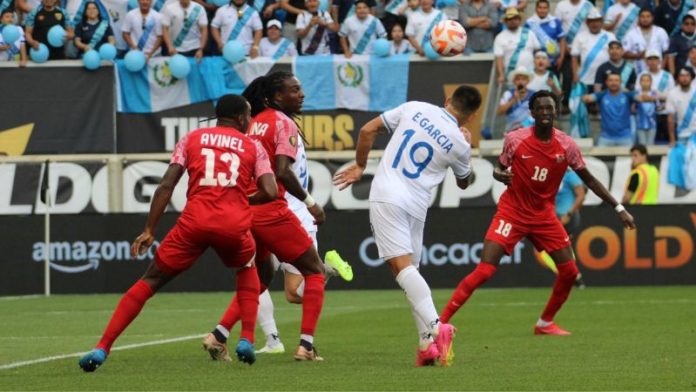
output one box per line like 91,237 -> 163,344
255,342 -> 285,354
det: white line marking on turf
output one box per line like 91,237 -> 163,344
0,295 -> 43,301
0,334 -> 204,371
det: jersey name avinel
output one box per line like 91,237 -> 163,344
411,112 -> 454,153
200,133 -> 246,152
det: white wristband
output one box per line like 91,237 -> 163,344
614,204 -> 626,214
303,194 -> 316,208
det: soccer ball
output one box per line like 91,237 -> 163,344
429,20 -> 468,56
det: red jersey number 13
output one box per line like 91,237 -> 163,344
199,148 -> 241,187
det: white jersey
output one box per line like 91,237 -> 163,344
338,14 -> 386,55
122,8 -> 163,55
571,30 -> 616,85
259,37 -> 298,57
161,1 -> 207,52
371,101 -> 472,221
553,0 -> 590,44
405,8 -> 447,46
604,2 -> 638,34
493,27 -> 541,75
211,4 -> 262,53
621,25 -> 669,74
666,85 -> 696,138
296,10 -> 333,55
284,137 -> 317,233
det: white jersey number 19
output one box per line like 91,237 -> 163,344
391,129 -> 434,179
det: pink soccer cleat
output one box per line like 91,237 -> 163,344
534,322 -> 572,336
434,323 -> 456,367
415,343 -> 439,367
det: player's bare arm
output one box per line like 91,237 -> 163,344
276,154 -> 326,225
575,167 -> 636,229
332,116 -> 387,190
248,173 -> 279,205
492,162 -> 513,185
131,164 -> 184,258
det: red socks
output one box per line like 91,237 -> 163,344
219,282 -> 267,332
541,261 -> 579,322
96,279 -> 154,353
440,262 -> 497,323
236,267 -> 260,343
300,274 -> 325,336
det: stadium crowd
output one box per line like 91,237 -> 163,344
2,0 -> 696,145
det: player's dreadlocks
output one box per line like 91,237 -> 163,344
242,71 -> 308,144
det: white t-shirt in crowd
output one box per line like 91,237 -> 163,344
122,8 -> 163,55
405,8 -> 447,46
390,39 -> 413,54
571,30 -> 616,85
161,0 -> 207,52
296,10 -> 333,55
0,25 -> 24,61
666,85 -> 696,138
259,37 -> 298,57
371,101 -> 472,222
529,70 -> 561,92
637,69 -> 674,114
621,25 -> 669,74
604,2 -> 639,35
493,27 -> 541,75
338,14 -> 386,54
211,4 -> 262,53
553,0 -> 590,45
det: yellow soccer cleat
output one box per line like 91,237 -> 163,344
324,250 -> 353,282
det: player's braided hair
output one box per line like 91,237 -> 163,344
242,72 -> 309,144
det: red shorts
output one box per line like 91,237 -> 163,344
155,223 -> 256,275
251,205 -> 314,264
484,211 -> 570,255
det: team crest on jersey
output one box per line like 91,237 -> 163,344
289,135 -> 297,147
152,60 -> 179,87
109,9 -> 120,23
337,62 -> 364,88
556,154 -> 565,163
55,13 -> 62,21
38,14 -> 45,21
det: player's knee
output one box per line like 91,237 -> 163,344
284,290 -> 302,304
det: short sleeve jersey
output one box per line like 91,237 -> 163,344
161,1 -> 208,52
122,9 -> 163,54
498,127 -> 586,220
246,108 -> 300,203
371,101 -> 472,222
170,126 -> 272,231
211,4 -> 262,52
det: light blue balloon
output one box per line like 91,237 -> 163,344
436,0 -> 456,7
424,41 -> 440,60
223,41 -> 245,64
30,43 -> 50,63
124,49 -> 146,72
372,38 -> 390,57
1,25 -> 20,44
319,0 -> 329,11
128,0 -> 137,9
169,54 -> 191,79
98,43 -> 117,60
83,49 -> 101,70
208,0 -> 227,6
47,25 -> 66,48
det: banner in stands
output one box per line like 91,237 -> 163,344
1,155 -> 694,216
116,58 -> 494,152
0,67 -> 115,155
0,206 -> 694,295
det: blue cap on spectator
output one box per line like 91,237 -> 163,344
267,19 -> 282,30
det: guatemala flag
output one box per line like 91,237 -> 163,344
293,54 -> 409,112
116,57 -> 275,113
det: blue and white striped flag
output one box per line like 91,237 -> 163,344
116,57 -> 275,113
293,54 -> 409,111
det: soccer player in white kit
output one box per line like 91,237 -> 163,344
333,85 -> 482,367
255,135 -> 354,354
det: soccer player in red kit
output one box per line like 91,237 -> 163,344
78,95 -> 278,372
203,71 -> 328,361
440,91 -> 636,335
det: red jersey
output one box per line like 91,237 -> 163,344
497,127 -> 585,220
246,108 -> 300,206
170,126 -> 273,231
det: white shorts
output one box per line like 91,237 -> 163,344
369,201 -> 424,267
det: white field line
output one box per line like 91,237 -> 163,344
0,334 -> 204,371
0,295 -> 43,301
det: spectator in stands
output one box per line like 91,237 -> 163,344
382,0 -> 417,35
388,22 -> 412,54
73,1 -> 115,54
122,0 -> 163,60
635,73 -> 659,145
296,0 -> 337,55
497,66 -> 536,132
525,0 -> 565,67
406,0 -> 447,56
0,9 -> 28,66
0,0 -> 32,24
161,0 -> 208,60
493,8 -> 540,85
339,0 -> 386,57
582,71 -> 641,146
571,9 -> 615,93
459,0 -> 498,54
529,50 -> 562,95
491,0 -> 527,13
25,0 -> 73,60
332,0 -> 376,25
622,9 -> 668,75
259,18 -> 298,57
279,0 -> 305,46
654,0 -> 689,37
667,15 -> 696,75
603,0 -> 639,41
622,144 -> 659,204
211,0 -> 263,58
594,40 -> 636,92
256,0 -> 283,27
640,50 -> 674,144
666,67 -> 696,146
554,0 -> 593,111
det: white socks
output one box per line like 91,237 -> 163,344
257,290 -> 279,341
411,307 -> 434,349
396,265 -> 440,342
536,318 -> 553,327
215,325 -> 230,339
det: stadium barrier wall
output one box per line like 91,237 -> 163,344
0,206 -> 694,295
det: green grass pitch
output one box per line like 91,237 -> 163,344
1,287 -> 695,391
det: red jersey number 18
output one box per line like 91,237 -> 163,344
531,166 -> 548,182
199,148 -> 241,187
